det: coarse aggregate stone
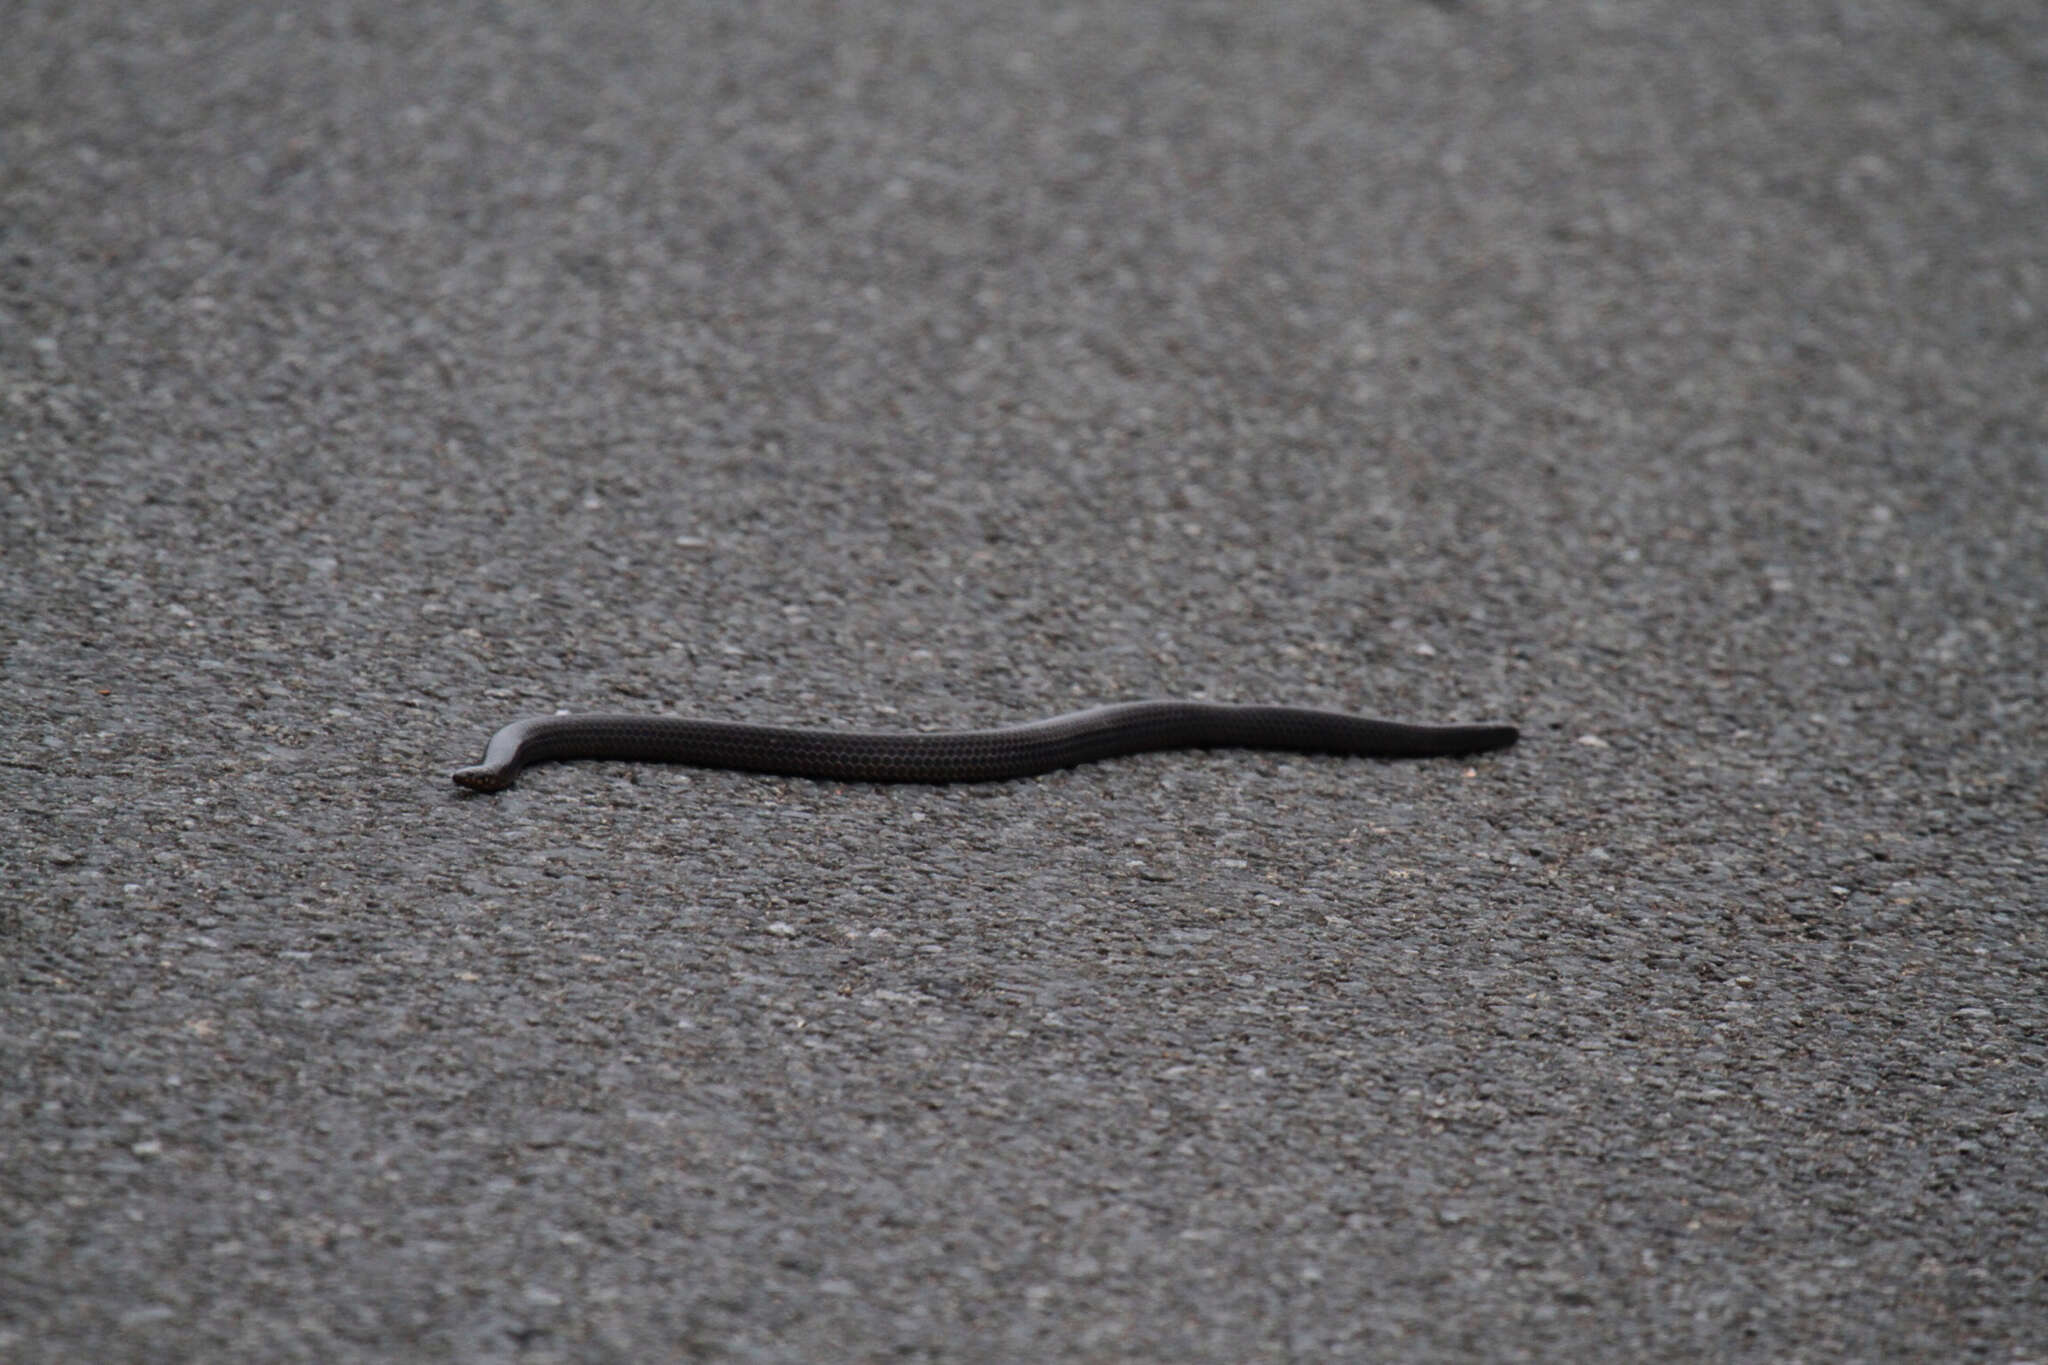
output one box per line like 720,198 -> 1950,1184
3,0 -> 2045,1360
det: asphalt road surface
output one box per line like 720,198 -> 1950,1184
4,1 -> 2044,1360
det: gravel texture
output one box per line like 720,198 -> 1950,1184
4,1 -> 2045,1360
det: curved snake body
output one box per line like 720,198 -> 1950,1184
452,702 -> 1517,791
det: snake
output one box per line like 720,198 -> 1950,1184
452,701 -> 1517,791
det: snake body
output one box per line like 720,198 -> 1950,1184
452,702 -> 1517,791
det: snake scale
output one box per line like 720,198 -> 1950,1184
453,702 -> 1517,791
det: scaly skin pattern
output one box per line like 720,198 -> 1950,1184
452,702 -> 1518,791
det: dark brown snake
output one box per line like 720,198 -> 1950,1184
452,702 -> 1517,792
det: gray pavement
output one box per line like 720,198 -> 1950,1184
4,1 -> 2045,1359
